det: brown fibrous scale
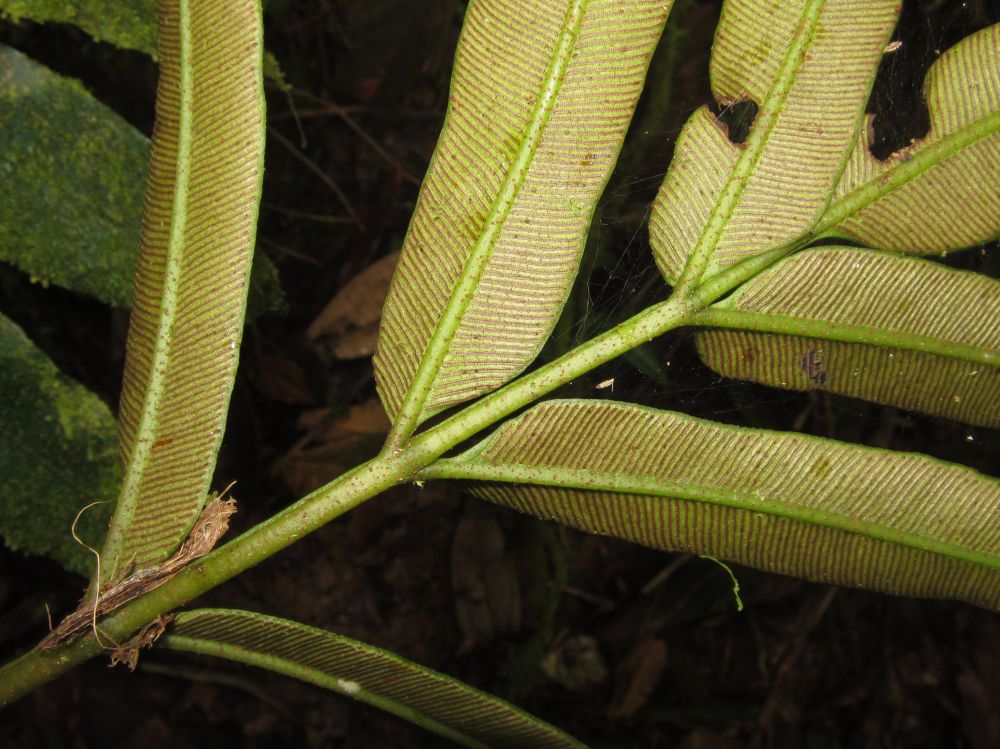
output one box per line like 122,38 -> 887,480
108,614 -> 176,671
39,496 -> 237,651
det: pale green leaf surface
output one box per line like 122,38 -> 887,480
819,23 -> 1000,253
0,0 -> 156,56
0,313 -> 119,575
424,400 -> 1000,610
693,247 -> 1000,427
98,0 -> 266,580
163,609 -> 586,749
0,45 -> 283,317
649,0 -> 899,285
374,0 -> 673,433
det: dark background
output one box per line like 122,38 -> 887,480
1,1 -> 999,746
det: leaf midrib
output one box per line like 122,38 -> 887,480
100,0 -> 195,576
694,110 -> 1000,303
421,461 -> 1000,569
815,109 -> 1000,237
163,631 -> 493,749
692,308 -> 1000,367
385,0 -> 588,449
674,0 -> 825,293
165,608 -> 587,749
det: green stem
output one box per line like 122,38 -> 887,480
416,462 -> 999,570
691,308 -> 999,366
410,293 -> 699,456
813,108 -> 1000,239
0,455 -> 390,706
2,130 -> 813,703
0,288 -> 703,706
691,241 -> 804,306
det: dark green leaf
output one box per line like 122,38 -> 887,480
0,44 -> 147,307
0,313 -> 118,574
0,45 -> 284,315
0,0 -> 157,56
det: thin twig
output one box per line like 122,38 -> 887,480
267,127 -> 366,231
640,554 -> 693,595
140,660 -> 290,714
562,585 -> 617,611
282,87 -> 422,186
258,236 -> 322,266
750,587 -> 838,749
262,202 -> 354,225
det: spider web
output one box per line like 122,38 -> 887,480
537,0 -> 1000,477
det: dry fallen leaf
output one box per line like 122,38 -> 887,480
307,252 -> 400,361
276,400 -> 390,495
608,638 -> 668,719
542,634 -> 608,692
451,504 -> 522,653
298,399 -> 391,441
253,352 -> 315,405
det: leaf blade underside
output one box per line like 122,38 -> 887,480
374,0 -> 673,436
818,22 -> 1000,252
163,609 -> 586,749
423,400 -> 1000,610
98,0 -> 265,580
649,0 -> 900,286
693,248 -> 1000,427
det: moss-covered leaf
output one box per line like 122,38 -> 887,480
0,44 -> 147,307
0,313 -> 119,575
423,400 -> 1000,611
0,45 -> 283,317
0,0 -> 157,56
163,609 -> 586,749
693,248 -> 999,427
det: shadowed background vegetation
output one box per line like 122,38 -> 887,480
1,0 -> 998,746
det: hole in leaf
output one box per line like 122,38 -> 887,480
866,2 -> 933,159
713,98 -> 758,144
863,0 -> 999,160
